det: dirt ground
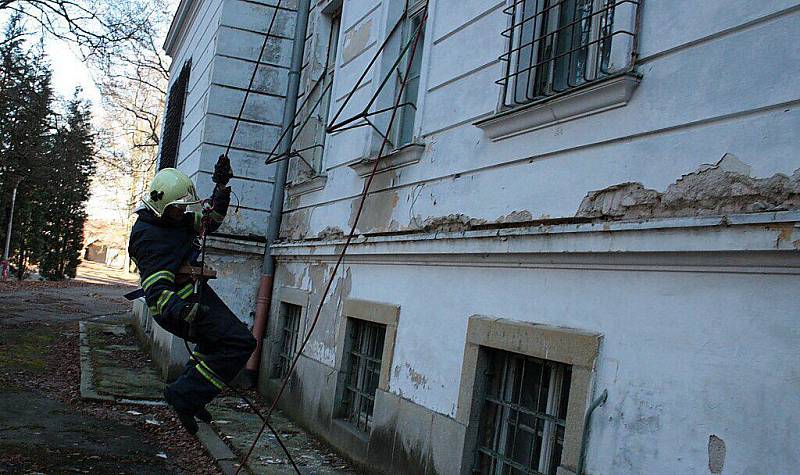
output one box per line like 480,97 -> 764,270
0,262 -> 220,474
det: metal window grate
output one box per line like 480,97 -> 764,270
277,303 -> 302,379
498,0 -> 639,107
160,60 -> 191,169
476,349 -> 572,475
341,319 -> 386,432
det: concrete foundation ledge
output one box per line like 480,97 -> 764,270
258,351 -> 468,474
196,423 -> 242,475
369,389 -> 467,475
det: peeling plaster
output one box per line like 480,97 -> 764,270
317,226 -> 346,240
708,435 -> 726,474
342,18 -> 373,64
497,210 -> 534,223
578,154 -> 800,220
280,208 -> 311,240
349,189 -> 400,233
417,214 -> 488,233
403,363 -> 428,390
305,264 -> 352,367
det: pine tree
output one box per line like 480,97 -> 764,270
38,93 -> 96,279
0,16 -> 54,277
0,15 -> 97,280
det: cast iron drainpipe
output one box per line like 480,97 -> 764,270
241,0 -> 311,388
576,389 -> 608,475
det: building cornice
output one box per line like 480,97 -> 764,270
164,0 -> 201,58
271,211 -> 800,270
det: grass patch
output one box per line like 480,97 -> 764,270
0,327 -> 55,373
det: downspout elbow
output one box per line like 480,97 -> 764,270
576,389 -> 608,475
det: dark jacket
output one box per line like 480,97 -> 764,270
128,185 -> 230,321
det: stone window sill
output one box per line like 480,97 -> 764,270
286,174 -> 327,196
475,73 -> 641,141
347,143 -> 425,177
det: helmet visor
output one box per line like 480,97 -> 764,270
168,187 -> 201,208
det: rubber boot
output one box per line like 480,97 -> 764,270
195,406 -> 213,424
164,388 -> 198,435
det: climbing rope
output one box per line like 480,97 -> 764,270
182,200 -> 300,472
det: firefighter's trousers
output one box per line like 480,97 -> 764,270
153,284 -> 256,414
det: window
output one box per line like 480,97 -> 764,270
312,7 -> 341,172
393,0 -> 427,147
499,0 -> 639,107
159,60 -> 191,169
276,302 -> 302,379
456,317 -> 601,474
341,319 -> 386,432
476,349 -> 572,475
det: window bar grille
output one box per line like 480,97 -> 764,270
342,320 -> 385,432
159,60 -> 192,169
476,351 -> 572,475
497,0 -> 640,107
277,304 -> 302,379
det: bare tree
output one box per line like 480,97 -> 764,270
87,0 -> 173,256
3,0 -> 177,271
2,0 -> 172,161
0,0 -> 153,59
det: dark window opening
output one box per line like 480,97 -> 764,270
313,8 -> 342,172
475,349 -> 572,475
276,302 -> 302,379
341,319 -> 385,432
159,60 -> 192,169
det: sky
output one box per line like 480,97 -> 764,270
1,3 -> 180,224
45,37 -> 105,125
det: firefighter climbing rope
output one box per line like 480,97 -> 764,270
180,0 -> 302,472
183,0 -> 429,471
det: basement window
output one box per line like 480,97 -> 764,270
499,0 -> 639,107
276,302 -> 302,379
159,60 -> 191,169
457,317 -> 601,474
341,319 -> 386,432
476,349 -> 572,475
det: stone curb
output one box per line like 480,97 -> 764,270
78,320 -> 166,406
197,423 -> 251,475
79,321 -> 115,402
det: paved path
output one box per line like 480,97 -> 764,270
207,396 -> 361,474
1,262 -> 363,474
0,263 -> 217,474
0,390 -> 175,474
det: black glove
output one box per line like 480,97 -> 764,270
212,154 -> 234,185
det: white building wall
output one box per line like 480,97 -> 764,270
281,1 -> 800,239
349,259 -> 799,473
159,0 -> 297,324
168,0 -> 296,238
263,0 -> 800,473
